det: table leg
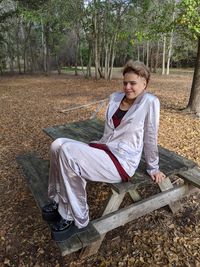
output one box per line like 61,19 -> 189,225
80,189 -> 125,258
158,177 -> 181,213
128,189 -> 142,202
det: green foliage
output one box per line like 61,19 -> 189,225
0,0 -> 199,74
176,0 -> 200,38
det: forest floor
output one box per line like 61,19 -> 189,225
0,71 -> 200,267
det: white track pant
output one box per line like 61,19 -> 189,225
48,138 -> 121,228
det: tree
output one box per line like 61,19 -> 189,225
177,0 -> 200,116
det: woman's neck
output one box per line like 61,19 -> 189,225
124,97 -> 135,105
120,97 -> 135,111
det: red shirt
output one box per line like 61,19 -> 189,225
89,107 -> 129,182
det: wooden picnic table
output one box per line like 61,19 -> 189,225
17,118 -> 200,258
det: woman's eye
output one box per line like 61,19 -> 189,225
123,81 -> 136,86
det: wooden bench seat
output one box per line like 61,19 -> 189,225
16,153 -> 101,256
17,118 -> 200,258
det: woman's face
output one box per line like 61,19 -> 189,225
123,72 -> 147,100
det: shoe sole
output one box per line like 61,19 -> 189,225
51,223 -> 90,242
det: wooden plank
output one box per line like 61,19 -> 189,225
16,153 -> 49,208
76,223 -> 101,248
17,153 -> 98,256
60,223 -> 101,256
128,189 -> 142,202
43,118 -> 104,143
158,146 -> 196,169
59,235 -> 83,256
178,166 -> 200,188
98,153 -> 194,194
80,189 -> 125,258
158,177 -> 181,213
92,184 -> 197,236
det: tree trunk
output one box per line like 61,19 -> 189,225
30,42 -> 36,73
86,43 -> 92,78
41,21 -> 47,73
46,28 -> 50,75
162,35 -> 166,75
23,49 -> 26,73
104,44 -> 109,80
79,44 -> 86,77
142,43 -> 145,63
41,21 -> 50,75
166,33 -> 173,75
187,36 -> 200,116
137,45 -> 140,61
108,50 -> 115,80
154,41 -> 160,73
146,41 -> 149,67
9,56 -> 14,73
74,36 -> 79,76
108,34 -> 117,80
93,2 -> 99,79
166,11 -> 175,75
16,41 -> 21,74
150,46 -> 154,72
56,55 -> 61,74
16,20 -> 22,74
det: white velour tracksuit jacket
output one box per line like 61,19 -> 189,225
91,90 -> 160,177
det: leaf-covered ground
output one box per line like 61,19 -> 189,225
0,71 -> 200,267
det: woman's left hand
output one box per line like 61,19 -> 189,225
150,171 -> 166,183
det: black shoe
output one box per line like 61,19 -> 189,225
42,201 -> 60,222
51,219 -> 89,242
51,218 -> 73,231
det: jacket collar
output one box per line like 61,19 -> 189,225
107,90 -> 146,126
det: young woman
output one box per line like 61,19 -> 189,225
42,60 -> 166,241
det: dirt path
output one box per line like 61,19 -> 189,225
0,73 -> 200,266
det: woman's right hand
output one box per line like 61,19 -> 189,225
150,171 -> 166,183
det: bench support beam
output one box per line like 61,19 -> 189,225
80,189 -> 125,258
128,189 -> 142,202
158,177 -> 181,213
79,184 -> 196,258
92,184 -> 197,236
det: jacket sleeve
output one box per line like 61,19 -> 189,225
143,97 -> 160,175
90,93 -> 114,143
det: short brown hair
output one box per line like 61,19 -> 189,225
123,60 -> 150,84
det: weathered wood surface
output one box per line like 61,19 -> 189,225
43,118 -> 196,194
17,151 -> 194,208
17,152 -> 199,257
178,166 -> 200,188
17,153 -> 100,256
43,119 -> 104,143
158,177 -> 181,213
16,153 -> 49,208
80,189 -> 126,258
92,184 -> 198,236
128,189 -> 142,202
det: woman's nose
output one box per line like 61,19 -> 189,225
125,82 -> 131,89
